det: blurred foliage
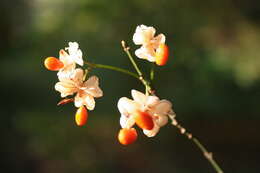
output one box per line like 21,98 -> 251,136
1,0 -> 260,172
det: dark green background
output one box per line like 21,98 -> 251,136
1,0 -> 259,172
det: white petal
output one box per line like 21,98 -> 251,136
120,115 -> 135,129
131,89 -> 147,106
58,68 -> 83,83
66,42 -> 84,66
75,50 -> 83,66
135,47 -> 148,60
71,50 -> 83,66
144,46 -> 156,62
155,115 -> 168,127
133,25 -> 156,45
152,100 -> 172,116
71,68 -> 84,85
151,34 -> 166,48
82,76 -> 103,97
59,49 -> 70,62
66,42 -> 79,54
85,94 -> 95,110
55,81 -> 77,97
74,93 -> 95,110
74,95 -> 83,108
143,124 -> 160,137
146,95 -> 160,108
117,97 -> 138,116
135,46 -> 156,62
133,32 -> 144,45
59,49 -> 76,73
57,70 -> 74,81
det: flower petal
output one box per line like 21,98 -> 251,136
143,124 -> 160,137
66,42 -> 84,66
135,46 -> 156,62
133,25 -> 156,45
146,95 -> 160,108
152,100 -> 172,116
131,89 -> 147,106
57,70 -> 74,81
74,94 -> 83,108
71,50 -> 83,66
74,93 -> 95,110
59,49 -> 70,63
151,34 -> 166,48
71,68 -> 84,85
84,94 -> 95,110
118,97 -> 138,116
82,76 -> 103,97
154,114 -> 168,127
55,81 -> 77,97
120,115 -> 135,129
58,49 -> 76,76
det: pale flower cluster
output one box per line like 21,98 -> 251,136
133,24 -> 166,62
118,90 -> 173,137
55,42 -> 103,110
57,42 -> 83,79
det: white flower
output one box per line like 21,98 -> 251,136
55,68 -> 103,110
65,42 -> 83,66
133,25 -> 165,62
117,89 -> 172,137
57,42 -> 83,79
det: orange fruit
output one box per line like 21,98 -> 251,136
75,106 -> 88,126
155,44 -> 169,66
44,57 -> 64,71
134,111 -> 154,130
118,128 -> 137,145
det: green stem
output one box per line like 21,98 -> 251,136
150,63 -> 155,81
121,40 -> 152,95
121,41 -> 143,76
169,115 -> 224,173
85,61 -> 139,79
192,138 -> 223,173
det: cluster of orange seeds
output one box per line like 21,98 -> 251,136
118,111 -> 154,145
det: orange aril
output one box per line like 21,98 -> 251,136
134,111 -> 154,130
44,57 -> 64,71
155,44 -> 169,66
75,106 -> 88,126
118,128 -> 137,145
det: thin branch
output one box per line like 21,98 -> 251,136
121,40 -> 143,77
121,40 -> 152,95
84,61 -> 139,79
169,113 -> 224,173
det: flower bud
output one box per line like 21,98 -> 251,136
155,44 -> 169,66
44,57 -> 64,71
75,106 -> 88,126
134,111 -> 154,130
118,128 -> 137,145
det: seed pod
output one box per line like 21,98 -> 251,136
75,106 -> 88,126
44,57 -> 64,71
118,128 -> 137,145
155,44 -> 169,66
134,111 -> 154,130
